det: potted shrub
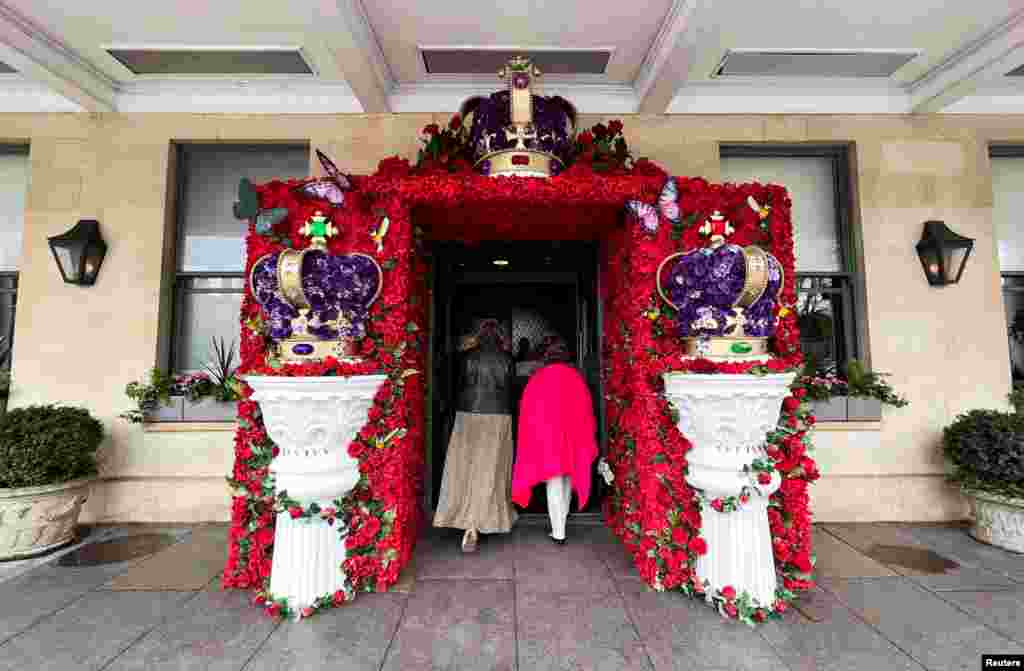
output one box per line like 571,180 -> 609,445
844,360 -> 908,420
943,407 -> 1024,553
0,405 -> 103,559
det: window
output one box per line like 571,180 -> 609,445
0,147 -> 29,369
990,147 -> 1024,384
171,144 -> 308,373
720,146 -> 860,373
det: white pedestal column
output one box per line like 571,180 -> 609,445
662,372 -> 794,608
245,374 -> 387,611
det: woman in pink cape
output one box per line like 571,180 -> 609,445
512,338 -> 598,544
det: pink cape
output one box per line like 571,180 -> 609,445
512,363 -> 598,508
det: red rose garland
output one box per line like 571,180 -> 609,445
222,138 -> 818,625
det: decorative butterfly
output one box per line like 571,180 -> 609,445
626,200 -> 659,234
658,177 -> 680,224
625,177 -> 681,234
747,195 -> 771,220
233,178 -> 289,235
293,149 -> 352,207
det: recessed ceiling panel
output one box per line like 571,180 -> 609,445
106,48 -> 314,75
716,50 -> 919,77
422,49 -> 611,75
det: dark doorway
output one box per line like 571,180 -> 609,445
428,241 -> 605,517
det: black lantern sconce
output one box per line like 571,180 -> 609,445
915,220 -> 974,287
47,219 -> 107,286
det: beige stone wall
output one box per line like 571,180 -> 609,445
2,112 -> 1017,522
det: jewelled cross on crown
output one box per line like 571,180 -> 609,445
300,211 -> 338,249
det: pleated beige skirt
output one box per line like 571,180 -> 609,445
433,411 -> 519,533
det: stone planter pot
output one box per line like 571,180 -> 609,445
145,395 -> 184,422
847,397 -> 882,421
808,397 -> 848,421
965,487 -> 1024,553
184,397 -> 237,422
0,477 -> 95,560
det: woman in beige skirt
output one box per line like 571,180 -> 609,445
433,320 -> 518,552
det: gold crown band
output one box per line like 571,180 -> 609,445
735,246 -> 770,308
683,336 -> 770,359
476,148 -> 562,178
277,249 -> 312,310
278,336 -> 361,364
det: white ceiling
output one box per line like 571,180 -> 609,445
0,0 -> 1023,114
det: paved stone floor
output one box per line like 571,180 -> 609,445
2,520 -> 1024,670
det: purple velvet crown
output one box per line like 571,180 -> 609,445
250,251 -> 381,342
667,244 -> 783,339
461,91 -> 576,172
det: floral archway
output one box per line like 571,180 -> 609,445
222,121 -> 819,625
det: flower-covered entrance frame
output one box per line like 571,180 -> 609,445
223,149 -> 819,625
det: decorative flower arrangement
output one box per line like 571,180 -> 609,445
570,120 -> 632,173
416,116 -> 472,173
223,153 -> 817,626
794,358 -> 908,407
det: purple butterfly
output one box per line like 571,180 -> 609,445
658,177 -> 680,224
293,149 -> 352,207
626,200 -> 659,234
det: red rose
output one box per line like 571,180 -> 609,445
793,554 -> 814,573
422,123 -> 440,136
739,493 -> 750,504
608,119 -> 623,136
578,130 -> 594,147
592,123 -> 608,138
333,590 -> 346,605
720,585 -> 737,601
267,604 -> 281,618
671,527 -> 689,546
289,507 -> 303,519
805,415 -> 816,426
757,472 -> 773,485
723,603 -> 738,618
301,607 -> 315,618
793,388 -> 807,399
782,397 -> 800,412
753,610 -> 766,622
774,599 -> 788,613
710,499 -> 724,512
449,114 -> 462,130
687,536 -> 708,555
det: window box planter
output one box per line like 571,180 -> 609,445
847,397 -> 882,421
145,395 -> 185,422
808,397 -> 848,421
184,397 -> 237,422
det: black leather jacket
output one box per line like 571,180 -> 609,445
456,343 -> 513,415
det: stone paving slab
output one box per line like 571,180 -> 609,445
821,577 -> 1024,671
935,588 -> 1024,645
413,528 -> 517,580
616,577 -> 790,671
0,589 -> 194,671
103,524 -> 228,591
245,592 -> 406,671
759,586 -> 922,671
903,524 -> 1024,583
103,585 -> 281,671
517,585 -> 653,671
811,528 -> 898,578
380,578 -> 516,671
513,525 -> 619,595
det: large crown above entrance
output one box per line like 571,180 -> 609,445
460,56 -> 577,178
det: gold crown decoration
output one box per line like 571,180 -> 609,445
464,56 -> 576,178
657,214 -> 784,362
250,211 -> 383,364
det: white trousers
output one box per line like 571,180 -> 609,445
545,475 -> 572,540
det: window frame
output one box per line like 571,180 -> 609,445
988,144 -> 1024,386
719,143 -> 863,370
0,272 -> 16,370
168,143 -> 307,376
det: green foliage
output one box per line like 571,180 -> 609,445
204,337 -> 241,402
844,359 -> 908,407
0,404 -> 103,488
120,367 -> 176,423
1009,385 -> 1024,415
943,409 -> 1024,498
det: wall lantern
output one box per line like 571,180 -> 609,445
915,220 -> 974,287
47,219 -> 107,286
